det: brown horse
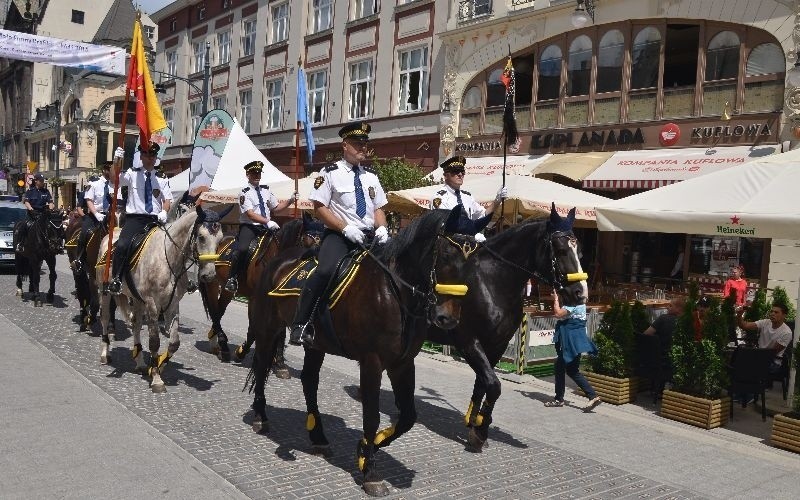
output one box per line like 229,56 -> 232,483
200,213 -> 323,363
427,205 -> 589,452
246,207 -> 472,496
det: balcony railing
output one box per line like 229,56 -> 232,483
457,0 -> 493,22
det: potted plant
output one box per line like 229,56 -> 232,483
584,300 -> 641,404
769,286 -> 800,453
661,285 -> 731,429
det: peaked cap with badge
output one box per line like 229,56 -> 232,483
339,121 -> 371,142
138,141 -> 160,155
441,156 -> 467,173
244,160 -> 264,173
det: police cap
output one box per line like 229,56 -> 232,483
244,160 -> 264,174
440,156 -> 466,174
138,141 -> 160,156
339,121 -> 371,142
33,173 -> 45,181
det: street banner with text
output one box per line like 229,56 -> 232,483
0,29 -> 125,75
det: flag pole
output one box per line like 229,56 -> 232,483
294,57 -> 302,218
103,14 -> 138,289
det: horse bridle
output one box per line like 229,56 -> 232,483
478,229 -> 588,292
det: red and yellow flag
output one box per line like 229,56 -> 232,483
126,19 -> 166,146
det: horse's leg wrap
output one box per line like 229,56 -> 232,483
251,396 -> 268,432
356,437 -> 374,473
306,410 -> 329,448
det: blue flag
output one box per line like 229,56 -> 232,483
297,67 -> 315,163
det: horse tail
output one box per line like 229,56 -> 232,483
15,252 -> 29,281
197,280 -> 212,320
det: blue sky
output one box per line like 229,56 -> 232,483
136,0 -> 174,15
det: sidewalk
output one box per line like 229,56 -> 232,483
0,312 -> 245,500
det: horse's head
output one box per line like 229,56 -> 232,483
544,203 -> 587,307
301,211 -> 324,248
192,205 -> 230,282
38,210 -> 65,254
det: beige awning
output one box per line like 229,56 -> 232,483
533,152 -> 615,182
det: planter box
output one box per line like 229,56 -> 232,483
659,390 -> 731,429
583,372 -> 642,405
770,413 -> 800,454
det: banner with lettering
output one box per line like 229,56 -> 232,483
0,29 -> 125,75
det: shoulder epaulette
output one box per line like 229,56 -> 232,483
363,165 -> 377,174
259,184 -> 269,190
461,190 -> 471,196
242,186 -> 251,193
437,190 -> 446,195
324,164 -> 339,172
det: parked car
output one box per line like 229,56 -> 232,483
0,201 -> 27,266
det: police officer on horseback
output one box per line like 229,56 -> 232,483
429,156 -> 507,243
289,121 -> 389,347
223,160 -> 298,293
108,142 -> 173,295
16,173 -> 54,252
72,163 -> 113,272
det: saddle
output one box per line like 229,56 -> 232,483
269,249 -> 367,309
216,232 -> 273,269
96,223 -> 159,271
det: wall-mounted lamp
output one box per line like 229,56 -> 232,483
571,0 -> 595,29
440,92 -> 453,126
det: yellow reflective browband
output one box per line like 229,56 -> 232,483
567,272 -> 589,282
435,284 -> 468,296
197,254 -> 220,262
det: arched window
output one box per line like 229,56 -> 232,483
567,35 -> 592,96
746,43 -> 784,76
486,68 -> 505,107
461,86 -> 481,109
537,45 -> 562,101
706,31 -> 740,81
68,99 -> 82,123
631,27 -> 660,89
597,30 -> 624,93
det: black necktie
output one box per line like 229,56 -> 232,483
255,187 -> 266,218
354,168 -> 366,218
102,181 -> 109,211
455,190 -> 463,206
144,172 -> 153,213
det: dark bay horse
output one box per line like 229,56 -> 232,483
428,205 -> 589,452
14,209 -> 64,307
246,207 -> 472,496
200,212 -> 323,363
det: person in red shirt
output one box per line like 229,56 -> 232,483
723,265 -> 747,307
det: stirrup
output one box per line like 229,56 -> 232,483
289,324 -> 305,346
72,260 -> 83,273
224,278 -> 237,293
186,280 -> 198,294
108,278 -> 122,295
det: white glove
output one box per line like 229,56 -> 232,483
114,147 -> 125,159
474,232 -> 487,243
375,226 -> 389,244
342,224 -> 365,244
157,210 -> 168,223
495,186 -> 508,203
266,220 -> 280,230
94,212 -> 105,223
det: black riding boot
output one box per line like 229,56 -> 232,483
16,225 -> 27,252
224,250 -> 242,293
289,285 -> 321,346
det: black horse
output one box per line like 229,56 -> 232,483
427,204 -> 589,452
14,210 -> 64,307
246,207 -> 473,496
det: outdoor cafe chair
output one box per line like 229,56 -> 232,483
727,347 -> 775,422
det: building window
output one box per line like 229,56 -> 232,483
265,78 -> 283,129
189,102 -> 202,139
143,25 -> 155,40
458,0 -> 492,22
706,31 -> 740,81
746,43 -> 784,76
308,70 -> 327,124
567,35 -> 592,97
113,101 -> 136,125
353,0 -> 376,20
217,31 -> 231,65
349,60 -> 373,120
198,6 -> 206,21
71,10 -> 85,24
212,96 -> 227,111
271,3 -> 289,43
398,47 -> 428,113
163,107 -> 174,133
744,43 -> 785,114
312,0 -> 333,33
166,50 -> 177,77
170,18 -> 177,33
537,45 -> 562,101
192,41 -> 206,73
239,89 -> 253,133
242,19 -> 257,56
597,30 -> 624,93
631,27 -> 661,90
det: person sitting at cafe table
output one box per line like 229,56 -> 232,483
736,303 -> 792,376
640,297 -> 685,383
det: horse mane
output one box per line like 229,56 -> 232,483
484,216 -> 548,248
277,218 -> 303,250
379,209 -> 451,263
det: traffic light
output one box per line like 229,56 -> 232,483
13,173 -> 25,197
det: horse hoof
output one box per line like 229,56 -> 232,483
466,427 -> 486,453
273,367 -> 291,380
46,294 -> 54,303
218,350 -> 230,362
15,289 -> 22,297
100,355 -> 111,365
34,300 -> 42,308
234,346 -> 248,361
210,346 -> 219,356
79,324 -> 88,333
310,444 -> 332,457
252,419 -> 269,434
151,383 -> 167,394
362,481 -> 390,497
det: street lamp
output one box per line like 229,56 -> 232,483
153,41 -> 211,115
571,0 -> 595,28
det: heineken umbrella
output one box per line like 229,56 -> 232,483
387,174 -> 609,224
595,147 -> 800,239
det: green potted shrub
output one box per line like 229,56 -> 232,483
661,285 -> 731,429
585,300 -> 641,404
769,286 -> 800,453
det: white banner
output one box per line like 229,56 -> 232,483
0,29 -> 126,75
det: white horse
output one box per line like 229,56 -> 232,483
95,205 -> 226,392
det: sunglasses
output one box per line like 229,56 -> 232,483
447,170 -> 466,177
